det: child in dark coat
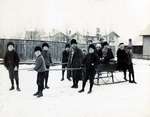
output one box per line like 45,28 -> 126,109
4,42 -> 21,91
33,46 -> 46,97
117,43 -> 128,81
78,44 -> 99,94
126,46 -> 136,83
42,42 -> 52,89
61,43 -> 71,81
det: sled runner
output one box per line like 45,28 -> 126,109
95,60 -> 127,85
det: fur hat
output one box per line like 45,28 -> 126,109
7,42 -> 14,48
88,44 -> 96,50
65,43 -> 70,48
102,41 -> 109,46
34,46 -> 42,52
70,39 -> 77,45
42,42 -> 49,48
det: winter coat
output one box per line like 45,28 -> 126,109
62,50 -> 69,63
67,47 -> 83,80
67,47 -> 83,68
82,52 -> 99,74
34,55 -> 46,72
4,50 -> 20,69
96,49 -> 103,59
102,48 -> 114,64
116,49 -> 128,70
126,50 -> 133,65
42,50 -> 52,67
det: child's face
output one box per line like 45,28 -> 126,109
83,50 -> 87,55
119,44 -> 124,50
89,48 -> 94,54
65,47 -> 70,51
96,44 -> 101,50
71,44 -> 77,49
8,45 -> 14,51
43,46 -> 48,51
35,51 -> 41,57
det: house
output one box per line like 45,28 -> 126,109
71,32 -> 86,44
51,32 -> 67,42
107,31 -> 120,53
141,25 -> 150,59
24,30 -> 41,40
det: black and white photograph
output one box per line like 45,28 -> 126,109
0,0 -> 150,117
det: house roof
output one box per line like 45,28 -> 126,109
140,25 -> 150,36
108,31 -> 120,38
52,32 -> 67,37
71,32 -> 82,37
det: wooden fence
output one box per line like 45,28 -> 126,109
0,39 -> 87,62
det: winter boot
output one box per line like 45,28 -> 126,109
37,92 -> 43,98
9,86 -> 15,91
33,92 -> 39,96
78,89 -> 84,93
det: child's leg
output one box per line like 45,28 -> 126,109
123,69 -> 127,81
36,73 -> 40,93
79,72 -> 88,92
61,64 -> 65,80
36,72 -> 44,97
88,75 -> 94,93
8,67 -> 15,89
44,66 -> 49,88
130,63 -> 135,82
38,72 -> 44,93
128,65 -> 132,82
14,71 -> 19,88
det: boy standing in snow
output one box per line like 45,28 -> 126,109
61,43 -> 71,81
42,42 -> 52,89
126,46 -> 136,83
33,46 -> 46,97
67,39 -> 83,88
78,44 -> 99,94
4,42 -> 21,91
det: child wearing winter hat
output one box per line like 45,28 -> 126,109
4,42 -> 21,91
78,44 -> 99,94
33,46 -> 46,97
42,42 -> 52,89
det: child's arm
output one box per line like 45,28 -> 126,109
14,52 -> 20,70
49,52 -> 52,63
34,57 -> 42,71
3,52 -> 8,69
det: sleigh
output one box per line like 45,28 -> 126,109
94,60 -> 127,85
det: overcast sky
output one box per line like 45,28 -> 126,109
0,0 -> 150,44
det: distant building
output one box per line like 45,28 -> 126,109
107,31 -> 120,54
141,25 -> 150,59
25,30 -> 41,40
51,32 -> 67,42
71,32 -> 86,44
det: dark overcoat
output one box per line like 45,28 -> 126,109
116,49 -> 128,71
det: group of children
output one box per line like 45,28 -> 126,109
3,39 -> 136,98
117,43 -> 136,83
4,42 -> 52,97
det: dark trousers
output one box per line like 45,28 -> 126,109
44,65 -> 49,87
128,63 -> 135,82
62,64 -> 71,79
72,70 -> 82,87
8,66 -> 19,88
123,69 -> 127,80
37,72 -> 45,93
82,71 -> 95,91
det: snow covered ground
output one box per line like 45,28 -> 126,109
0,59 -> 150,117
